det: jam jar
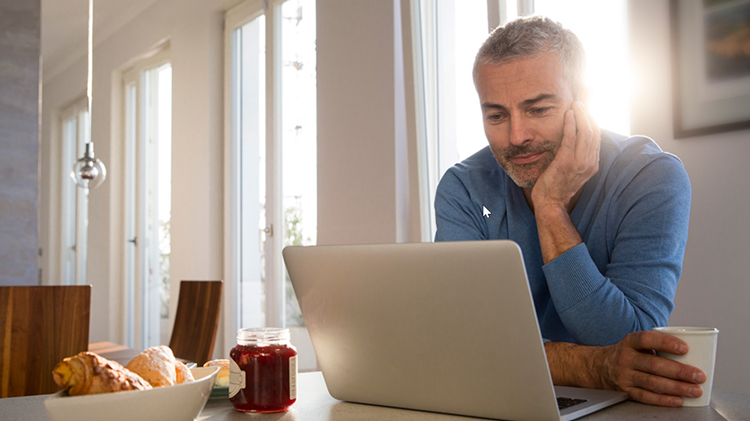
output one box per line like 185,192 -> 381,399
229,328 -> 298,413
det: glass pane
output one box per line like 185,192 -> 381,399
156,65 -> 172,345
125,83 -> 137,346
142,69 -> 158,347
237,14 -> 267,329
281,0 -> 317,327
76,110 -> 90,287
441,0 -> 488,164
61,116 -> 77,286
420,0 -> 489,239
141,62 -> 172,348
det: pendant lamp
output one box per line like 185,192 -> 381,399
70,0 -> 106,189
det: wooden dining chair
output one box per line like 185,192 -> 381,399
168,280 -> 222,366
0,285 -> 91,397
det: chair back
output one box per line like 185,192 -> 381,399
168,281 -> 222,366
0,285 -> 91,397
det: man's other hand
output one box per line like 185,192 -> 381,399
546,331 -> 707,407
595,331 -> 707,406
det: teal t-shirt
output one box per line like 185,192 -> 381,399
434,131 -> 691,346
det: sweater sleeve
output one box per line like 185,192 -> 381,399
542,155 -> 691,346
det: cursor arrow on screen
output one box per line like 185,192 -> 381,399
483,206 -> 491,218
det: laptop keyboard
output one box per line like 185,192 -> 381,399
557,397 -> 587,410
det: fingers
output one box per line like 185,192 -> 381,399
623,331 -> 707,383
562,108 -> 577,148
624,331 -> 687,355
633,350 -> 705,385
624,369 -> 704,407
556,101 -> 599,179
571,101 -> 599,175
631,367 -> 704,396
572,101 -> 593,147
627,387 -> 685,407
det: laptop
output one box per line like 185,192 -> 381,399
283,240 -> 627,421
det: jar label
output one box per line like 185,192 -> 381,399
290,355 -> 298,400
228,357 -> 246,398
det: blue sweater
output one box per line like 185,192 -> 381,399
434,131 -> 691,346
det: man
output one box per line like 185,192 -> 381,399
434,16 -> 703,407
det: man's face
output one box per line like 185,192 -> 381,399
475,52 -> 575,189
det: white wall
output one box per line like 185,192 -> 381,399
316,0 -> 423,247
317,0 -> 399,246
629,0 -> 750,394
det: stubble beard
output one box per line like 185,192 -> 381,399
490,140 -> 559,189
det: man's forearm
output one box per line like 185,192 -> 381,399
544,341 -> 604,389
534,204 -> 582,264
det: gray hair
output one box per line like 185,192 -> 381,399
473,16 -> 586,98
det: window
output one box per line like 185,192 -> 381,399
225,0 -> 317,370
533,0 -> 630,135
414,0 -> 494,237
122,49 -> 173,349
59,98 -> 90,286
415,0 -> 629,240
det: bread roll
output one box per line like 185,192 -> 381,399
203,359 -> 229,387
125,345 -> 177,387
53,352 -> 152,395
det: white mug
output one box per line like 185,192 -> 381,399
652,326 -> 719,407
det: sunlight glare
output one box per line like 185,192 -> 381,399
534,0 -> 630,135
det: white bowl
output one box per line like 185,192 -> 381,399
44,367 -> 219,421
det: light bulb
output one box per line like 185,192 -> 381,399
71,142 -> 107,189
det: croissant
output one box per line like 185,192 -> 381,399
53,352 -> 152,395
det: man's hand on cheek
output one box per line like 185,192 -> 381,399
530,101 -> 601,213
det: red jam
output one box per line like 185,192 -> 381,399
229,328 -> 297,413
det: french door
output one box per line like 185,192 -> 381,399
122,49 -> 173,349
225,0 -> 317,370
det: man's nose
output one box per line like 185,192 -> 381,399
509,118 -> 533,146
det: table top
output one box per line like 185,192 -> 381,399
2,372 -> 749,421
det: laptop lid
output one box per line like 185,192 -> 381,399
283,240 -> 626,421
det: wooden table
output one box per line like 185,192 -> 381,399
2,372 -> 749,421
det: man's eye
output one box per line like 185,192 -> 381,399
530,107 -> 550,116
487,114 -> 504,122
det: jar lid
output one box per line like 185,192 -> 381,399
236,327 -> 290,343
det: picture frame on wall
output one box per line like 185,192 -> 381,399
670,0 -> 750,139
